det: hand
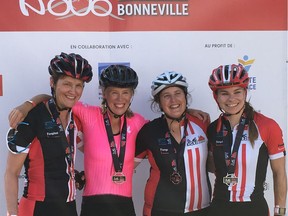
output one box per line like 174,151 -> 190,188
187,108 -> 211,123
9,102 -> 31,129
75,170 -> 85,190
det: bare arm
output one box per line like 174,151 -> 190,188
187,108 -> 211,123
9,94 -> 51,128
5,152 -> 27,215
270,156 -> 287,209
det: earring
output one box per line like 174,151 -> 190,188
101,101 -> 107,114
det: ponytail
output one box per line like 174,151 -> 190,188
244,101 -> 258,147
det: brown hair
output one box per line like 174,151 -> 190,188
244,101 -> 258,147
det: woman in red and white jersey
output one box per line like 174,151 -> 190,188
207,64 -> 287,216
135,71 -> 211,216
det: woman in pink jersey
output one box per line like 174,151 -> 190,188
207,64 -> 287,216
135,71 -> 211,216
75,65 -> 147,216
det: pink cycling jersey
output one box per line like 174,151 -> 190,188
73,102 -> 146,197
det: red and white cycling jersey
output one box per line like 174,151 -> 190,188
208,112 -> 286,202
135,114 -> 211,215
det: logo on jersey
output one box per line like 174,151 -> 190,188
242,133 -> 248,141
45,120 -> 61,138
127,126 -> 131,134
186,135 -> 205,146
158,138 -> 169,145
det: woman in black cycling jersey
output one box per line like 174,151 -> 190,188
5,52 -> 93,216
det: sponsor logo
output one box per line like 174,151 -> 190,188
186,135 -> 206,146
238,55 -> 256,90
19,0 -> 189,19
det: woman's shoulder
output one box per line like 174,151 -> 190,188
254,112 -> 278,125
128,112 -> 148,130
73,101 -> 102,113
254,112 -> 281,131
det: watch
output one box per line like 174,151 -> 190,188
275,205 -> 286,215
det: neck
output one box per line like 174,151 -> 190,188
107,110 -> 121,135
166,117 -> 182,143
59,110 -> 70,129
226,111 -> 243,129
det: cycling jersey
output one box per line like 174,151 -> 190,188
6,102 -> 80,215
72,102 -> 146,215
135,114 -> 211,216
207,112 -> 285,203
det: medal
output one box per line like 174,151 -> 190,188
104,113 -> 127,184
170,172 -> 182,184
223,173 -> 238,186
112,172 -> 126,184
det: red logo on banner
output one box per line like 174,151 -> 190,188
0,0 -> 286,31
0,75 -> 3,96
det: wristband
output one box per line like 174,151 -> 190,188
26,100 -> 36,107
275,205 -> 286,215
7,213 -> 17,216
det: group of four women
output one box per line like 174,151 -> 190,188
5,52 -> 287,216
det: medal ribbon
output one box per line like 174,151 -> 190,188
48,98 -> 75,176
164,117 -> 188,175
103,112 -> 127,173
221,115 -> 246,174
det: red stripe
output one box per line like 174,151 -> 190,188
239,144 -> 247,201
232,162 -> 238,201
188,149 -> 195,211
195,148 -> 202,209
27,139 -> 45,200
188,122 -> 194,134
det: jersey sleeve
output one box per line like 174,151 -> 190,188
135,123 -> 149,162
6,111 -> 37,154
72,101 -> 85,120
74,114 -> 84,149
257,114 -> 286,160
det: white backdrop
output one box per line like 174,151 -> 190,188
0,31 -> 287,215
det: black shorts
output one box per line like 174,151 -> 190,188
150,207 -> 210,216
18,197 -> 77,216
207,198 -> 269,216
80,195 -> 136,216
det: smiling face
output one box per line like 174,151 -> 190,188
103,86 -> 134,116
216,86 -> 246,115
159,86 -> 187,119
51,76 -> 84,109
